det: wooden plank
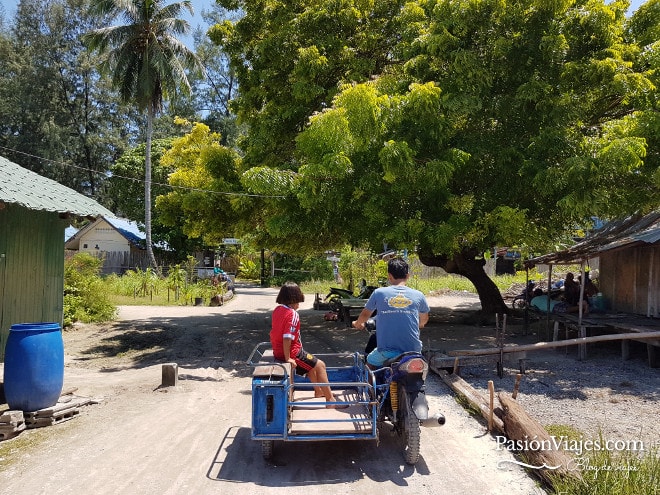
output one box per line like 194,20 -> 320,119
31,397 -> 92,416
251,350 -> 292,378
0,422 -> 26,440
289,389 -> 372,434
447,331 -> 660,357
25,409 -> 79,428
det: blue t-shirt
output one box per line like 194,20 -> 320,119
365,285 -> 430,354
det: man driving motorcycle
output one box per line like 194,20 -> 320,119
352,257 -> 430,367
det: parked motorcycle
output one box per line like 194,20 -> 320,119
364,318 -> 445,465
324,279 -> 377,311
511,280 -> 537,309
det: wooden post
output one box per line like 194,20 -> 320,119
648,344 -> 659,368
162,363 -> 178,387
447,331 -> 660,357
546,264 -> 553,340
512,373 -> 522,399
488,380 -> 494,432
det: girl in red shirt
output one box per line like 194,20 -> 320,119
270,282 -> 347,409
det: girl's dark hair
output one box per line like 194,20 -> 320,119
276,281 -> 305,305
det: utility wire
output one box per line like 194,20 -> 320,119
0,145 -> 286,199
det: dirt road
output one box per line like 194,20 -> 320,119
0,284 -> 546,495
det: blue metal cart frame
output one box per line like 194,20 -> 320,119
247,342 -> 381,458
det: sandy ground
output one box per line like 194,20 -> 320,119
0,284 -> 657,494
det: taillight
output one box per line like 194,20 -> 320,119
399,358 -> 428,376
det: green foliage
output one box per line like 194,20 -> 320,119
63,253 -> 116,326
107,138 -> 175,220
156,120 -> 244,246
221,0 -> 658,272
238,257 -> 260,280
336,247 -> 384,289
266,253 -> 333,286
0,0 -> 133,199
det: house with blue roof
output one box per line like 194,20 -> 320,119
65,216 -> 149,274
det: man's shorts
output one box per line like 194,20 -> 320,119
366,348 -> 401,368
293,347 -> 318,376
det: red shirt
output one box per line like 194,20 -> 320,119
270,305 -> 302,360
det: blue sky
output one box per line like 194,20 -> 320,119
0,0 -> 650,47
0,0 -> 214,45
0,0 -> 649,21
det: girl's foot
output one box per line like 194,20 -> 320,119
326,394 -> 349,409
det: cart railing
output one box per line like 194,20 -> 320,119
248,342 -> 380,441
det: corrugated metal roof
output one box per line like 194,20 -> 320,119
0,155 -> 114,217
526,211 -> 660,266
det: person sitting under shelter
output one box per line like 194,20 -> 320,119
530,288 -> 588,314
563,272 -> 590,314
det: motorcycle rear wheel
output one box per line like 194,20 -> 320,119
400,388 -> 421,465
512,297 -> 527,309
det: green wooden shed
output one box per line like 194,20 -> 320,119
0,156 -> 114,361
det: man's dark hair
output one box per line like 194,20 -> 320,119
388,257 -> 409,280
276,281 -> 305,305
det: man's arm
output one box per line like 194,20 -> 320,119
352,308 -> 374,330
419,312 -> 429,328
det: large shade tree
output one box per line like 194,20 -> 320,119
85,0 -> 203,270
212,0 -> 659,313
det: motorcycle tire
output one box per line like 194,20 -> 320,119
400,387 -> 421,465
512,297 -> 527,309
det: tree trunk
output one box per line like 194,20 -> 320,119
145,106 -> 159,272
419,248 -> 508,315
498,393 -> 580,483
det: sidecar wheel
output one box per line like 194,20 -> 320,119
401,393 -> 421,465
261,440 -> 274,460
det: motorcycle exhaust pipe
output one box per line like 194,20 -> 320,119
420,413 -> 445,427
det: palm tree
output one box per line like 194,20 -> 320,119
85,0 -> 203,271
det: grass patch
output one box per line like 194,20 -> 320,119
300,272 -> 533,298
546,430 -> 659,495
545,423 -> 584,443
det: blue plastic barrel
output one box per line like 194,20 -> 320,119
3,322 -> 64,411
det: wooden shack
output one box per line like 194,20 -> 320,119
0,156 -> 113,361
527,211 -> 660,317
525,211 -> 660,367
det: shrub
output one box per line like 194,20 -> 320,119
63,253 -> 116,326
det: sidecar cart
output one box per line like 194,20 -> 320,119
247,342 -> 377,460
